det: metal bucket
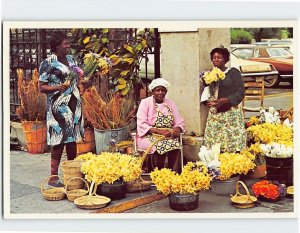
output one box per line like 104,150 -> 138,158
97,180 -> 127,200
211,175 -> 240,196
94,126 -> 129,154
168,193 -> 199,211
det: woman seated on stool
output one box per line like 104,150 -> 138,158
136,78 -> 185,173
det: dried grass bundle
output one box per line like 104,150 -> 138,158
82,86 -> 136,130
16,69 -> 47,121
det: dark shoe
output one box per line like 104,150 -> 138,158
48,179 -> 64,188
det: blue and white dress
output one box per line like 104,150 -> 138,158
39,55 -> 84,146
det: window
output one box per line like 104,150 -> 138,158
232,48 -> 253,59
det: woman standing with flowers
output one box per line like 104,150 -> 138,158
39,31 -> 84,187
202,47 -> 246,153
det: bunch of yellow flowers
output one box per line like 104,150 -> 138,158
83,53 -> 111,77
79,152 -> 142,184
247,123 -> 293,147
150,162 -> 211,195
218,152 -> 255,181
203,67 -> 226,85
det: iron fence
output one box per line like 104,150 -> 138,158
9,28 -> 160,117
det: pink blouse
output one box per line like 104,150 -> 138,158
136,96 -> 185,154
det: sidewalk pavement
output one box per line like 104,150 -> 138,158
8,150 -> 294,215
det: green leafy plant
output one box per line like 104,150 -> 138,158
71,28 -> 155,96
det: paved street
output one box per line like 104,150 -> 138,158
6,150 -> 294,216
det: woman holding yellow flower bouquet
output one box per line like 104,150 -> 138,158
202,47 -> 246,153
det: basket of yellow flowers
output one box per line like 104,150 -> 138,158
150,162 -> 211,211
77,152 -> 143,201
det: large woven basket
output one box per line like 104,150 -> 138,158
40,175 -> 66,201
65,177 -> 89,202
61,160 -> 84,190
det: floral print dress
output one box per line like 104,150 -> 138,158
39,55 -> 84,146
203,67 -> 246,152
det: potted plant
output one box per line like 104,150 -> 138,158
15,69 -> 47,154
81,86 -> 136,153
246,119 -> 293,186
198,145 -> 255,196
252,180 -> 286,202
150,162 -> 211,211
76,152 -> 142,200
241,143 -> 266,179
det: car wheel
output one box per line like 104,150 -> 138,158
264,75 -> 280,88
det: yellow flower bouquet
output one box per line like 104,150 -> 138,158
202,67 -> 226,85
150,162 -> 211,195
76,152 -> 142,185
247,123 -> 293,146
217,152 -> 255,181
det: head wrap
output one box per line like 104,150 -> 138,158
148,78 -> 170,92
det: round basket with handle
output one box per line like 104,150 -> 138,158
231,181 -> 257,209
73,181 -> 111,209
40,175 -> 66,201
65,177 -> 89,202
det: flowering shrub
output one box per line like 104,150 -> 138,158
218,152 -> 255,180
252,180 -> 286,200
202,67 -> 225,85
150,162 -> 211,195
79,152 -> 142,184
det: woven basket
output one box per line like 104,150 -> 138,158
62,160 -> 84,190
231,181 -> 257,209
40,175 -> 66,201
74,194 -> 111,210
61,160 -> 83,173
65,177 -> 89,202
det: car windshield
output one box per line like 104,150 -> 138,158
266,47 -> 293,57
232,48 -> 253,59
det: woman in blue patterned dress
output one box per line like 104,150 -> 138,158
39,31 -> 84,187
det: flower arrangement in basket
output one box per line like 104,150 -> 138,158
150,162 -> 211,195
76,152 -> 142,187
247,121 -> 293,158
15,69 -> 47,121
198,144 -> 255,181
252,180 -> 286,201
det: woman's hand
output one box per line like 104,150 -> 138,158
57,84 -> 68,93
171,127 -> 181,138
207,98 -> 229,109
157,129 -> 173,138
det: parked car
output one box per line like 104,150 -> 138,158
231,46 -> 293,87
230,52 -> 278,85
253,39 -> 294,53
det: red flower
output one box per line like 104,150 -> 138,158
252,180 -> 280,200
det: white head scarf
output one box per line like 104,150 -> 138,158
148,78 -> 170,92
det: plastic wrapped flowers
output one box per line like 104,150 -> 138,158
198,145 -> 255,181
260,143 -> 293,158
